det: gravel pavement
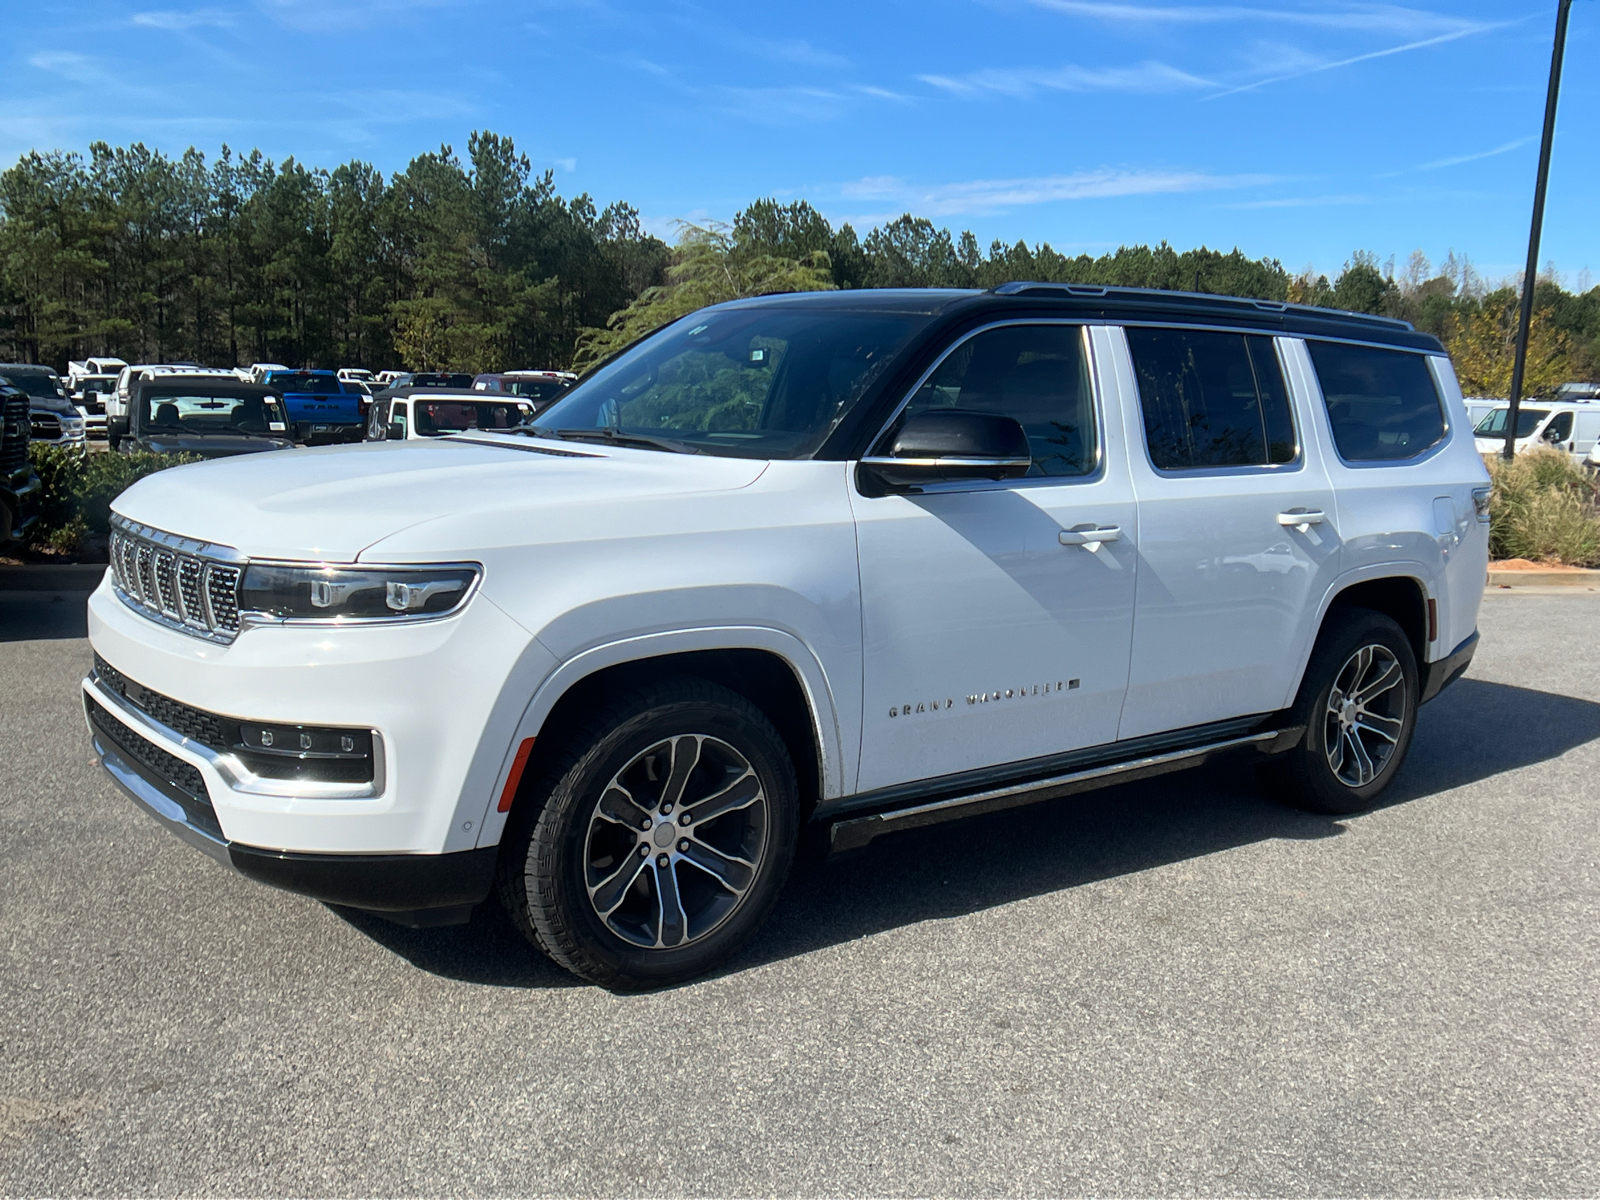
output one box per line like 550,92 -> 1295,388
1,587 -> 1596,1196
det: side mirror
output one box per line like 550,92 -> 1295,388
859,410 -> 1032,491
386,422 -> 406,440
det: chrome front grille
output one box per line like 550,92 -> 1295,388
109,517 -> 245,643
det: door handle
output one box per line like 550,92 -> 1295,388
1060,525 -> 1122,546
1277,509 -> 1325,528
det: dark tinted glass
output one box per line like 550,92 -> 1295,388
1307,340 -> 1445,462
886,324 -> 1095,477
269,371 -> 342,394
1547,411 -> 1573,441
1127,329 -> 1296,470
414,401 -> 532,434
141,390 -> 286,435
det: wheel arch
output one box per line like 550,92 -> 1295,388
474,627 -> 844,849
1288,568 -> 1433,706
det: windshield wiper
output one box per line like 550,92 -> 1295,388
542,427 -> 702,455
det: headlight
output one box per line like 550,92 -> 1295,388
238,563 -> 481,622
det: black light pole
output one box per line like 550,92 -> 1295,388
1504,0 -> 1573,460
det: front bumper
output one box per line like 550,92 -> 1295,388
90,711 -> 496,923
86,573 -> 553,856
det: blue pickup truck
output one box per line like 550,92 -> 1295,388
263,369 -> 365,445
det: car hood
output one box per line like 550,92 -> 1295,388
133,434 -> 294,459
110,433 -> 770,562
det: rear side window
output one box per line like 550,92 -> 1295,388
1308,341 -> 1445,462
1126,328 -> 1296,470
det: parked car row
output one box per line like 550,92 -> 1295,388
0,356 -> 576,462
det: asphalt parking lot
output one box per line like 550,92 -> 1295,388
2,587 -> 1597,1197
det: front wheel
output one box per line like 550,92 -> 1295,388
499,678 -> 799,989
1265,609 -> 1419,815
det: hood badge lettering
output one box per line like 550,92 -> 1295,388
889,678 -> 1079,718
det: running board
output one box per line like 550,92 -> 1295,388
828,727 -> 1301,854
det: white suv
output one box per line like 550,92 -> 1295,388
84,285 -> 1490,987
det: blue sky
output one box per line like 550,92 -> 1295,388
2,1 -> 1595,287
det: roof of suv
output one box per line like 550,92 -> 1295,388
717,284 -> 1442,353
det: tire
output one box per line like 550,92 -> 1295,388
497,677 -> 799,989
1264,608 -> 1419,815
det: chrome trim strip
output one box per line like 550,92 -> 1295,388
108,512 -> 248,563
92,733 -> 236,869
830,730 -> 1277,851
84,674 -> 387,801
859,456 -> 1033,470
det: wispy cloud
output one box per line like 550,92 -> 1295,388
921,59 -> 1210,98
733,36 -> 850,71
1204,21 -> 1511,99
553,156 -> 577,172
258,0 -> 462,33
1409,136 -> 1537,173
132,8 -> 235,30
28,51 -> 97,75
1027,1 -> 1491,38
708,83 -> 908,125
1229,194 -> 1371,209
839,168 -> 1273,216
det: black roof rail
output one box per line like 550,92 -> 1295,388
991,282 -> 1108,298
986,281 -> 1414,330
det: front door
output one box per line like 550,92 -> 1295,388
851,322 -> 1139,795
1111,325 -> 1341,740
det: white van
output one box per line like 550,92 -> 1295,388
1472,400 -> 1600,465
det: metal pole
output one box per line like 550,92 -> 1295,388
1504,0 -> 1572,460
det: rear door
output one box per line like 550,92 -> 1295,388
1110,325 -> 1341,740
851,322 -> 1139,793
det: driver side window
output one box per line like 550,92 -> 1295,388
887,324 -> 1097,477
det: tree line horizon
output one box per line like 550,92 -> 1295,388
0,131 -> 1595,398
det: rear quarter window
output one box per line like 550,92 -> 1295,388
1308,341 -> 1446,463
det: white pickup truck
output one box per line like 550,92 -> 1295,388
84,285 -> 1489,987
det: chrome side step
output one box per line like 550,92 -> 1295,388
829,727 -> 1302,853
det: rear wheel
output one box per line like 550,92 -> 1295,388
1264,609 -> 1419,815
498,678 -> 799,989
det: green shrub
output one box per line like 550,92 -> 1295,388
26,445 -> 201,554
1486,447 -> 1600,566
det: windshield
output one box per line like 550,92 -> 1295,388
503,378 -> 569,402
3,372 -> 66,400
412,372 -> 475,388
414,399 -> 533,435
268,371 -> 342,395
141,390 -> 288,436
1475,407 -> 1548,438
534,307 -> 932,458
79,375 -> 119,393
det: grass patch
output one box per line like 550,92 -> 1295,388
1487,447 -> 1600,567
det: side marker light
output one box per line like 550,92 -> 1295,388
497,737 -> 537,813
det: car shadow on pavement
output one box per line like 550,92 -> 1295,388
330,900 -> 585,989
0,591 -> 91,643
338,676 -> 1600,990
